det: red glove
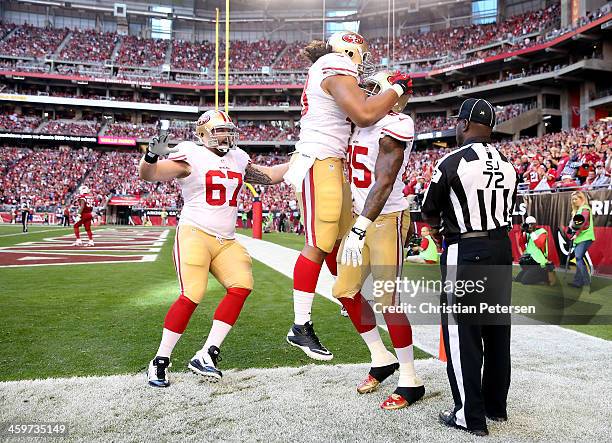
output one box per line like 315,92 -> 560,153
389,71 -> 413,96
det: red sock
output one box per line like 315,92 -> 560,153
84,220 -> 93,240
339,292 -> 377,333
164,294 -> 197,333
73,225 -> 80,239
213,287 -> 251,326
324,244 -> 339,277
383,312 -> 413,348
293,254 -> 323,292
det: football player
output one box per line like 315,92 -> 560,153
72,186 -> 95,246
19,196 -> 31,233
333,71 -> 425,410
285,31 -> 413,360
140,111 -> 288,387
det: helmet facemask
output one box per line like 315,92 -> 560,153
359,51 -> 376,77
195,124 -> 239,153
360,71 -> 410,113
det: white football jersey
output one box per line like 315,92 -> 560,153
296,52 -> 359,160
169,141 -> 250,239
348,112 -> 414,215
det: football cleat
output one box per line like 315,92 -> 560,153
188,345 -> 222,382
286,321 -> 333,361
86,240 -> 95,247
340,306 -> 349,317
72,239 -> 83,246
357,362 -> 399,394
147,356 -> 171,388
381,386 -> 426,410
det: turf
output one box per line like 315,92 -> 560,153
0,226 -> 426,382
1,226 -> 609,381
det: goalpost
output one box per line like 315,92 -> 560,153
216,1 -> 263,239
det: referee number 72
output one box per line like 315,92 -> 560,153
483,160 -> 505,188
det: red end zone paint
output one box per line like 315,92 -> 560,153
0,228 -> 169,267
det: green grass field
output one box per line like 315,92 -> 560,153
0,225 -> 609,382
0,225 -> 427,382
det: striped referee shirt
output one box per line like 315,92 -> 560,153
422,142 -> 518,236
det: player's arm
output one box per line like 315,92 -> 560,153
245,162 -> 289,185
341,136 -> 406,267
139,158 -> 191,182
139,133 -> 190,182
360,136 -> 406,221
77,199 -> 85,215
322,74 -> 411,127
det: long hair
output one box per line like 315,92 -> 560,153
301,40 -> 331,64
570,190 -> 589,215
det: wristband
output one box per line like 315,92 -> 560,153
391,84 -> 405,97
144,150 -> 159,164
353,215 -> 372,231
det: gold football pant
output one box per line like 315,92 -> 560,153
333,211 -> 410,307
172,225 -> 254,304
296,157 -> 353,253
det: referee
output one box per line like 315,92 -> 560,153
422,98 -> 518,436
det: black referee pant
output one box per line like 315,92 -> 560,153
440,229 -> 512,431
21,211 -> 29,232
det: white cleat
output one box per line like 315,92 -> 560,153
86,240 -> 95,247
71,239 -> 83,246
147,356 -> 171,388
188,345 -> 222,382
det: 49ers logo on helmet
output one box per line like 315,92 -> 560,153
197,114 -> 211,125
342,33 -> 364,44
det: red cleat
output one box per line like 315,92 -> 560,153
380,393 -> 408,410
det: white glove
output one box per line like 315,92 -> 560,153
147,134 -> 178,157
73,214 -> 81,223
341,215 -> 372,267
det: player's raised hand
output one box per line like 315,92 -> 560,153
389,71 -> 413,96
148,134 -> 178,157
341,216 -> 372,267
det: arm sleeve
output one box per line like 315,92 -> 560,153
380,117 -> 415,145
421,159 -> 449,218
319,53 -> 359,80
420,238 -> 429,249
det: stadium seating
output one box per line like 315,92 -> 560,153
58,29 -> 118,63
116,35 -> 168,67
0,2 -> 606,81
0,24 -> 67,58
0,114 -> 41,133
1,120 -> 608,216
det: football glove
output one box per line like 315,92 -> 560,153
73,214 -> 81,224
341,216 -> 372,267
389,71 -> 413,96
144,134 -> 178,163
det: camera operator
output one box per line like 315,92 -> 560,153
405,225 -> 439,264
515,216 -> 553,285
567,191 -> 595,288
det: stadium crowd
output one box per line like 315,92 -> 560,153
1,1 -> 603,79
41,120 -> 101,136
58,29 -> 118,63
0,114 -> 41,133
0,146 -> 100,208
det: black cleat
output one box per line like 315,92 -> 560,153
286,321 -> 333,361
147,356 -> 171,388
439,409 -> 488,436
